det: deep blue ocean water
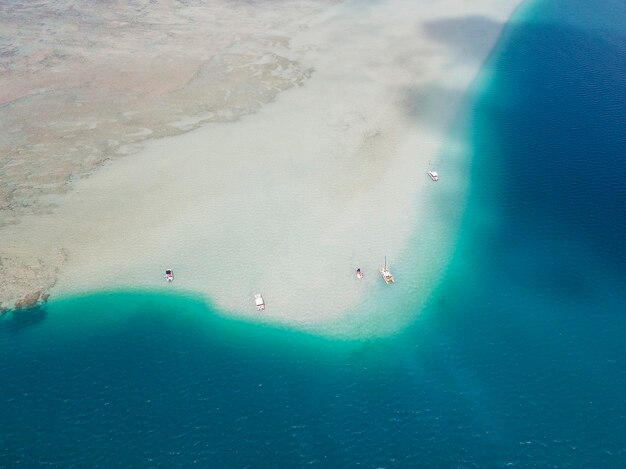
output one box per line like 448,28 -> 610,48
2,0 -> 626,466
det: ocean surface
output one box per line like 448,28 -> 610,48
1,0 -> 625,466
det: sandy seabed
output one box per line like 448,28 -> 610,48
1,0 -> 523,337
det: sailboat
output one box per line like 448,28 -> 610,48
427,160 -> 439,181
379,256 -> 395,284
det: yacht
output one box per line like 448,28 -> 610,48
255,293 -> 265,311
427,170 -> 439,181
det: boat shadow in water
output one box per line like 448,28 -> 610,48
0,305 -> 47,335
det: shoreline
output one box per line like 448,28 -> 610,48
1,0 -> 524,337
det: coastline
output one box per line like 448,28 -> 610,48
4,1 -> 626,466
1,0 -> 524,337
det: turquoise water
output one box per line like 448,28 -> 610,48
2,0 -> 626,466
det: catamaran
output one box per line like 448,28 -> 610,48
427,170 -> 439,181
379,257 -> 394,284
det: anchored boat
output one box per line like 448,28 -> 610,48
165,268 -> 174,282
255,293 -> 265,311
379,257 -> 395,284
356,268 -> 364,279
427,170 -> 439,181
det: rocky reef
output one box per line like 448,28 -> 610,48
14,290 -> 49,309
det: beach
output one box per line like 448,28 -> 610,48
1,0 -> 523,336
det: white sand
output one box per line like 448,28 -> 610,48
1,0 -> 523,336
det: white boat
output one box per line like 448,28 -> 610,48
379,257 -> 394,284
356,268 -> 364,279
254,293 -> 265,311
165,268 -> 174,282
427,170 -> 439,181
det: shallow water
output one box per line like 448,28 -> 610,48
2,0 -> 626,466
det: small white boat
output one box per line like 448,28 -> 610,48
254,293 -> 265,311
427,170 -> 439,181
379,257 -> 394,284
165,268 -> 174,282
356,268 -> 364,279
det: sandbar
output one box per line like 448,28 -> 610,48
0,0 -> 524,337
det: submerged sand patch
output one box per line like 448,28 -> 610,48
1,0 -> 523,336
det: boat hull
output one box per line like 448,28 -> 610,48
379,269 -> 394,284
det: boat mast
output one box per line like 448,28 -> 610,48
385,256 -> 387,271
